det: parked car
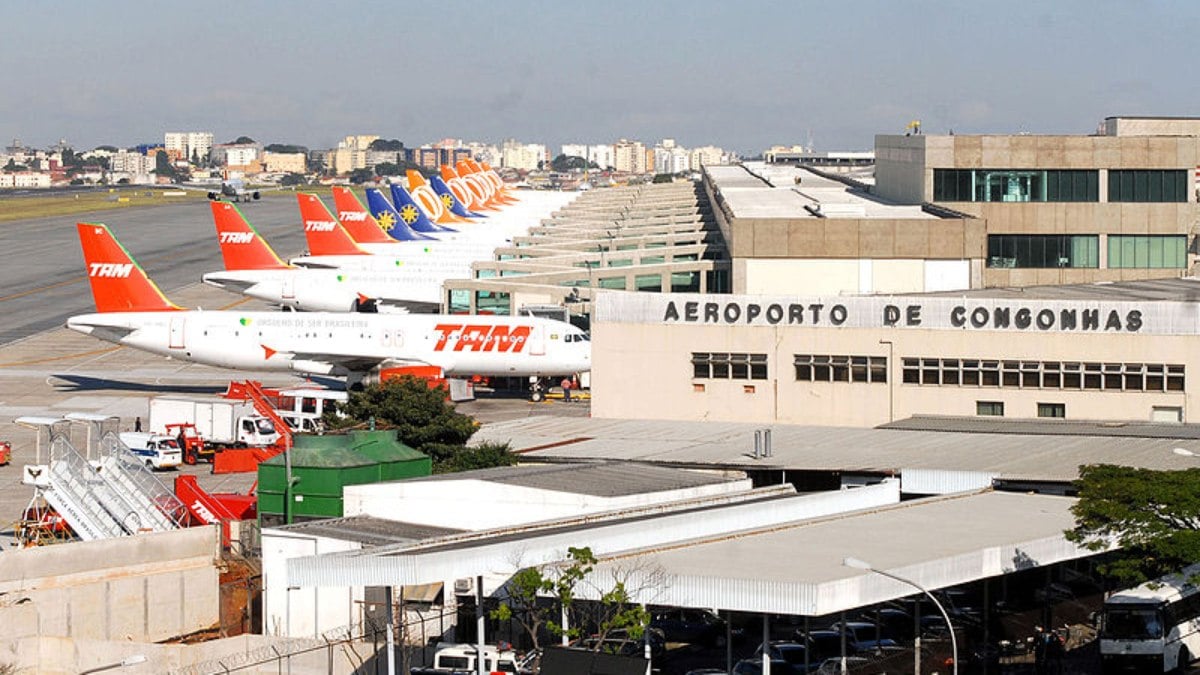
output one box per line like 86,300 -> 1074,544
651,607 -> 732,646
792,629 -> 854,662
753,640 -> 820,673
733,657 -> 797,674
828,621 -> 901,654
814,656 -> 881,675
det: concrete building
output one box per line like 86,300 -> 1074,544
589,278 -> 1200,426
690,145 -> 728,169
108,150 -> 155,176
500,139 -> 546,171
262,151 -> 306,174
210,143 -> 260,167
875,116 -> 1200,287
613,139 -> 647,173
0,171 -> 51,188
164,131 -> 213,164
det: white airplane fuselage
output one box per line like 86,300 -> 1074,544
203,264 -> 457,312
67,310 -> 590,380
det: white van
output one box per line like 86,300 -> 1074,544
277,411 -> 324,435
118,432 -> 183,470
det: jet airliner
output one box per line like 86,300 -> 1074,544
67,223 -> 590,389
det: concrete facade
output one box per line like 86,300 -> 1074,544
874,121 -> 1200,287
0,527 -> 221,644
590,289 -> 1200,426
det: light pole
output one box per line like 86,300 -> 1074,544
79,654 -> 147,674
843,557 -> 957,675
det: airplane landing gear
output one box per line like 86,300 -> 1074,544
529,377 -> 545,402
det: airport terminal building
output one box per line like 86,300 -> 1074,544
591,279 -> 1200,426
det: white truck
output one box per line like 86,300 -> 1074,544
148,396 -> 279,449
410,643 -> 524,674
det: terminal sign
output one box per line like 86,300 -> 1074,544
660,299 -> 1144,333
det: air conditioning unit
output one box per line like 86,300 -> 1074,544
454,578 -> 473,595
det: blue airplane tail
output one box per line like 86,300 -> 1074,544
430,175 -> 486,219
389,183 -> 455,233
365,188 -> 434,241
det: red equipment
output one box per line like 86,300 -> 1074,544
174,475 -> 257,546
166,422 -> 208,464
0,440 -> 10,465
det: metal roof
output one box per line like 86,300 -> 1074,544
403,461 -> 737,497
568,490 -> 1092,616
919,277 -> 1200,303
708,163 -> 937,220
470,416 -> 1200,483
267,515 -> 465,547
285,487 -> 1097,618
882,415 -> 1200,439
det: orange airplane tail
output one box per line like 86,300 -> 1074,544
77,222 -> 182,313
455,160 -> 500,211
407,170 -> 470,223
210,201 -> 290,271
330,186 -> 397,244
296,193 -> 369,257
479,162 -> 518,203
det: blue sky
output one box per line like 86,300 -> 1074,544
2,1 -> 1197,154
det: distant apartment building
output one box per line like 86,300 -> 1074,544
463,142 -> 498,167
328,135 -> 378,175
263,151 -> 306,174
689,146 -> 727,169
613,139 -> 647,173
0,172 -> 51,188
210,143 -> 261,168
165,132 -> 214,164
500,140 -> 546,171
365,149 -> 401,169
408,147 -> 441,171
109,150 -> 156,175
654,146 -> 691,174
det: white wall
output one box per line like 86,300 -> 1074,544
262,531 -> 362,638
343,478 -> 751,530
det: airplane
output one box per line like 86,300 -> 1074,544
207,177 -> 262,203
202,200 -> 449,313
67,222 -> 590,390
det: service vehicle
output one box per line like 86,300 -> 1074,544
148,396 -> 278,449
0,440 -> 10,465
118,432 -> 183,470
1099,563 -> 1200,673
409,643 -> 523,674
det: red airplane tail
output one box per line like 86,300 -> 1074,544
77,222 -> 181,313
210,201 -> 289,271
296,193 -> 368,256
330,186 -> 397,244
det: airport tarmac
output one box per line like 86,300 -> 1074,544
0,195 -> 587,548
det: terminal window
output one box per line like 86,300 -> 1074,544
934,169 -> 1098,202
1107,235 -> 1187,269
1037,402 -> 1066,418
692,352 -> 768,380
1107,170 -> 1187,202
902,358 -> 1183,393
795,354 -> 887,383
987,234 -> 1099,269
976,401 -> 1005,416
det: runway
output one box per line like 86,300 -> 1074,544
0,194 -> 308,344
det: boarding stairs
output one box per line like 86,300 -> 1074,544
42,435 -> 129,541
97,432 -> 187,532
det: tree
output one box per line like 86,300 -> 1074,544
153,150 -> 173,176
374,162 -> 401,177
265,143 -> 308,154
492,546 -> 662,666
280,172 -> 307,186
651,174 -> 673,184
1067,464 -> 1200,585
94,145 -> 118,152
550,155 -> 588,172
232,136 -> 256,144
327,376 -> 475,445
368,138 -> 404,152
348,167 -> 375,184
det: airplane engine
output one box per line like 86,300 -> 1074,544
252,191 -> 261,200
207,192 -> 219,201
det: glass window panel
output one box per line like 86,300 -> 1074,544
634,274 -> 662,292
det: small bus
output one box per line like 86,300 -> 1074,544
1100,563 -> 1200,673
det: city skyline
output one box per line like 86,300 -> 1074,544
2,1 -> 1198,154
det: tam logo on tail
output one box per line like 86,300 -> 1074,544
88,263 -> 133,278
218,232 -> 255,244
305,220 -> 338,232
339,211 -> 369,222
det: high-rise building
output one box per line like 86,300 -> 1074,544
165,132 -> 214,164
613,139 -> 647,173
500,139 -> 546,172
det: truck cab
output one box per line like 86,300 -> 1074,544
413,643 -> 522,674
277,410 -> 324,435
118,432 -> 183,470
239,416 -> 279,446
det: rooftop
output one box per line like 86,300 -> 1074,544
403,460 -> 737,498
920,277 -> 1200,303
269,515 -> 465,547
471,416 -> 1200,483
709,163 -> 936,220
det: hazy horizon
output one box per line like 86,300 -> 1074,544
3,1 -> 1198,155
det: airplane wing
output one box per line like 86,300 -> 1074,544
279,349 -> 432,375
